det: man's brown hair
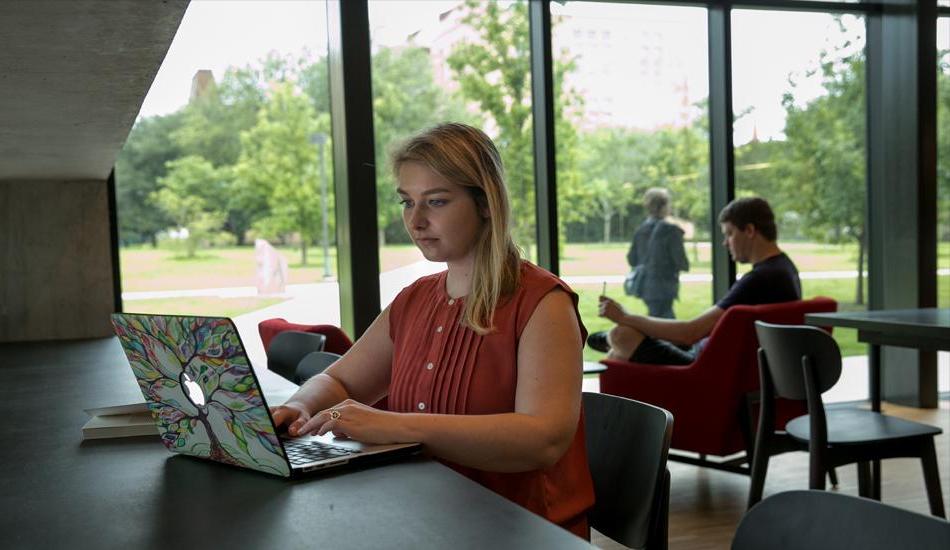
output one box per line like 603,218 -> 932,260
718,197 -> 777,241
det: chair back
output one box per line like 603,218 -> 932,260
258,318 -> 353,355
266,331 -> 326,381
583,392 -> 673,550
754,322 -> 842,400
732,490 -> 950,550
294,351 -> 341,384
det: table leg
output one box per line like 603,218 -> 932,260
869,344 -> 881,413
869,343 -> 882,498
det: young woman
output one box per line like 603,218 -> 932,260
271,123 -> 593,537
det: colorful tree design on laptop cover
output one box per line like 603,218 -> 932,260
112,314 -> 291,477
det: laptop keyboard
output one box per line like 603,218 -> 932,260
282,439 -> 359,466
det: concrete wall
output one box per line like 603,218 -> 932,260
0,180 -> 114,342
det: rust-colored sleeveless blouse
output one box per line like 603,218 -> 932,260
388,261 -> 595,538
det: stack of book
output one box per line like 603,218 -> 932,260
82,403 -> 157,440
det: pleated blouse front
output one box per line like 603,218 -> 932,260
388,261 -> 595,538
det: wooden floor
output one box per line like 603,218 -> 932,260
592,400 -> 950,550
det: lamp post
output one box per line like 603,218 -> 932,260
310,132 -> 331,279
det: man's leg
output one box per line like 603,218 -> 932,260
606,325 -> 645,361
609,325 -> 696,366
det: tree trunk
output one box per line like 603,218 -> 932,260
301,239 -> 308,267
603,214 -> 611,244
378,227 -> 385,247
855,232 -> 865,305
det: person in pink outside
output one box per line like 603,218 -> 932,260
270,123 -> 594,538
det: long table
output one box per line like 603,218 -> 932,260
0,338 -> 592,549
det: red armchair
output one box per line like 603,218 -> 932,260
599,297 -> 837,469
258,318 -> 353,356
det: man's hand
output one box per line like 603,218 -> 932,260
598,295 -> 627,324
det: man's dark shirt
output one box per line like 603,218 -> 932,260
628,251 -> 801,365
716,252 -> 801,310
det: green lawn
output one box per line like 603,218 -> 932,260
119,244 -> 425,291
574,278 -> 865,361
119,241 -> 950,333
122,296 -> 287,318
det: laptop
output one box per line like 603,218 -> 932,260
110,313 -> 420,478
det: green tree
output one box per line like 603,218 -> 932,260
779,46 -> 867,304
372,46 -> 472,245
643,125 -> 709,237
236,83 -> 329,266
171,61 -> 285,245
153,156 -> 228,258
115,112 -> 184,245
574,128 -> 651,242
448,1 -> 586,255
938,46 -> 950,245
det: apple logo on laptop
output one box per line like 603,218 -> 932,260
182,372 -> 206,407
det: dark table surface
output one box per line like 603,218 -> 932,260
0,338 -> 592,550
805,308 -> 950,350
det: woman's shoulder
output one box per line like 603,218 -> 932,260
392,270 -> 446,308
517,261 -> 575,298
658,219 -> 685,235
511,261 -> 586,340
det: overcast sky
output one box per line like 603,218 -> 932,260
138,1 -> 948,143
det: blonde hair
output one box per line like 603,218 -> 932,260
644,187 -> 671,218
391,123 -> 521,335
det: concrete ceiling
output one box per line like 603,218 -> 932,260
0,0 -> 189,180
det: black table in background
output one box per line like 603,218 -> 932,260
805,308 -> 950,413
0,338 -> 592,550
805,308 -> 950,501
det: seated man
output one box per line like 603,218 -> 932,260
589,197 -> 801,365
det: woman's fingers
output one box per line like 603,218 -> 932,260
271,406 -> 299,431
297,407 -> 339,436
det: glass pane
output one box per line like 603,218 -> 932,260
115,0 -> 335,365
368,1 -> 537,308
732,10 -> 867,403
551,2 -> 711,362
938,17 -> 950,393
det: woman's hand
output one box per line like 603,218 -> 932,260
598,295 -> 627,323
270,402 -> 313,437
296,399 -> 412,445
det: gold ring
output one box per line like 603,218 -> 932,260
330,409 -> 341,420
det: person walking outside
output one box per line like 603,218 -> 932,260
626,188 -> 689,318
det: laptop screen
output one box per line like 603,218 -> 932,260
111,313 -> 292,477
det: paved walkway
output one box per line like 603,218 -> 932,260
123,260 -> 950,399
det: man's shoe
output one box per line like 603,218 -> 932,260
587,331 -> 610,353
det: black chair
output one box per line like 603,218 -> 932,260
733,490 -> 950,550
748,321 -> 944,517
266,330 -> 326,382
583,391 -> 673,550
294,350 -> 341,384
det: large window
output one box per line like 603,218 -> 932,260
550,2 -> 711,360
115,1 -> 336,365
939,17 -> 949,308
939,15 -> 950,394
732,9 -> 868,402
368,0 -> 537,308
